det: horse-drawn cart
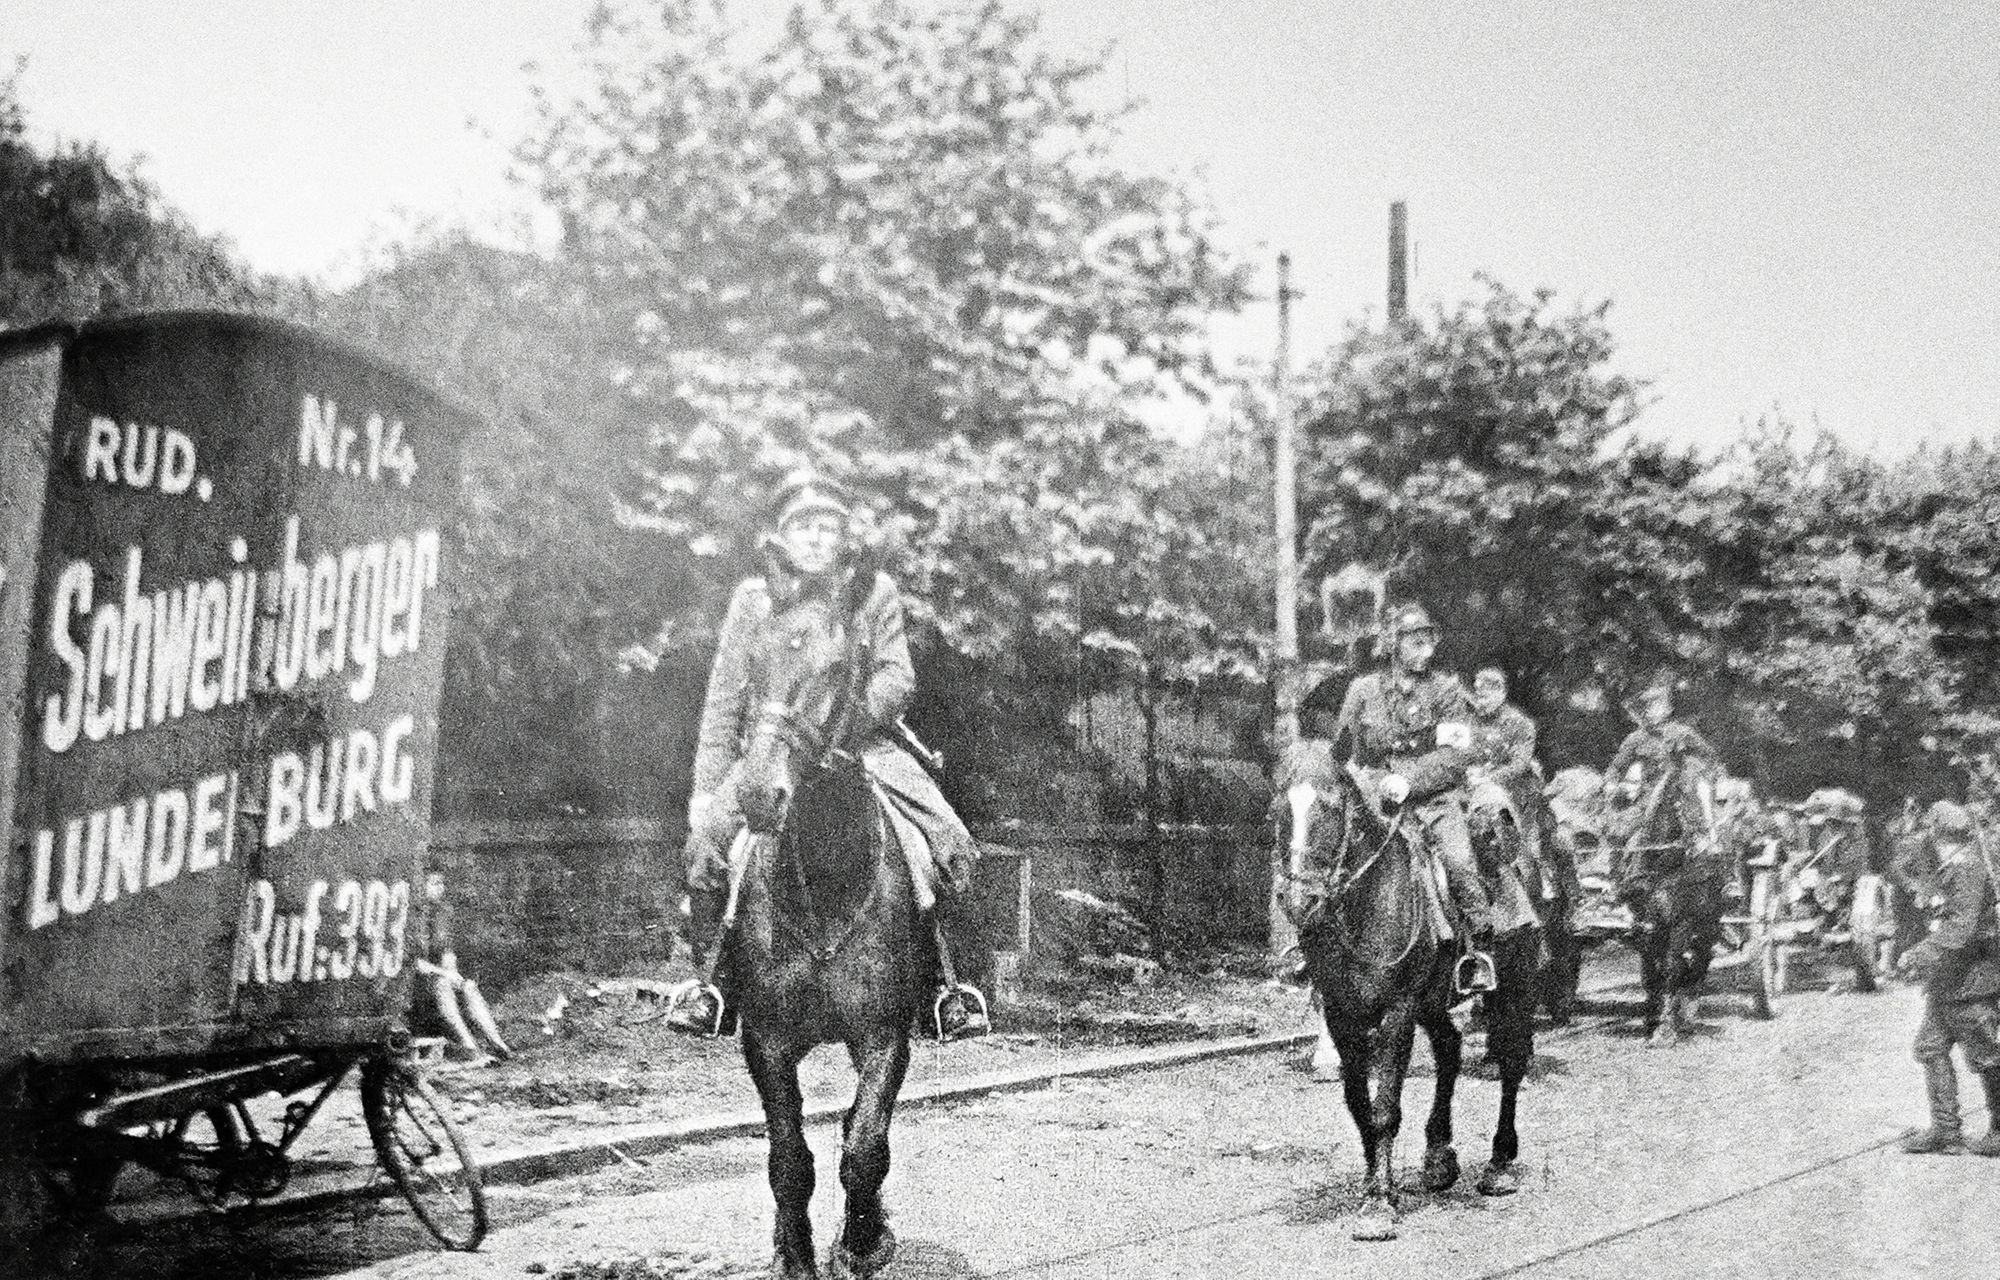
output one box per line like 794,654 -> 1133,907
1548,767 -> 1780,1030
0,314 -> 486,1253
1749,788 -> 1898,996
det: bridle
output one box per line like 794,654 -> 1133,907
741,629 -> 886,965
1283,769 -> 1424,970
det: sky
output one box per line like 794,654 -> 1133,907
7,0 -> 1997,458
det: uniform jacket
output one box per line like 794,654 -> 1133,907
1607,721 -> 1717,788
1470,703 -> 1539,789
691,559 -> 913,801
1333,670 -> 1473,802
1905,840 -> 2000,1004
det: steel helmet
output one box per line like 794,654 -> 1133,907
1385,602 -> 1439,643
1928,799 -> 1973,836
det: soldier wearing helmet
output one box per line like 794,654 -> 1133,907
666,474 -> 988,1040
1605,675 -> 1719,797
1332,604 -> 1505,949
1897,799 -> 2000,1156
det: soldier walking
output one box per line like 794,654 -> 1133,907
1898,800 -> 2000,1156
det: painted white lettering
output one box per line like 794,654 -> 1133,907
83,416 -> 120,482
189,772 -> 229,873
121,422 -> 159,488
102,798 -> 147,905
189,580 -> 228,712
380,715 -> 416,804
146,787 -> 189,888
157,428 -> 196,494
42,561 -> 91,753
265,752 -> 304,849
27,828 -> 66,930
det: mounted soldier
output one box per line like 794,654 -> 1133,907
666,475 -> 990,1041
1897,800 -> 2000,1156
1605,677 -> 1720,813
1465,666 -> 1576,918
1329,603 -> 1509,987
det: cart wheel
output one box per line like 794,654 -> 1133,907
360,1058 -> 487,1251
162,1106 -> 246,1202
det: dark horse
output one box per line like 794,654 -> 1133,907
726,583 -> 924,1280
1279,745 -> 1540,1242
1617,761 -> 1727,1045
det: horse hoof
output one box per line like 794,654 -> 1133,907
1351,1210 -> 1399,1241
1478,1162 -> 1522,1197
769,1251 -> 819,1280
1648,1024 -> 1679,1048
829,1224 -> 897,1279
1422,1145 -> 1461,1192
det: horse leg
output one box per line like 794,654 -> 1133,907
829,1032 -> 910,1279
1327,1023 -> 1384,1209
1353,1010 -> 1416,1241
1478,941 -> 1532,1196
744,1027 -> 819,1280
1418,1007 -> 1462,1194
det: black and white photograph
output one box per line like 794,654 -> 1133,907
1,2 -> 1996,1276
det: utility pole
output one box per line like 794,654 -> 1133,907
1270,252 -> 1302,960
1388,199 -> 1409,322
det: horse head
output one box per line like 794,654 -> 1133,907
1274,742 -> 1403,928
735,588 -> 871,837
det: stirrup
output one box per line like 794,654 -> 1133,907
665,979 -> 731,1037
931,983 -> 991,1042
1454,950 -> 1499,996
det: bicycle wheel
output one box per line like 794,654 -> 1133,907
359,1059 -> 487,1250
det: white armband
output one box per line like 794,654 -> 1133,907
1436,721 -> 1473,751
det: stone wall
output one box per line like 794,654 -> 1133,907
427,817 -> 1270,995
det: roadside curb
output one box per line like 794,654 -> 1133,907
126,969 -> 1652,1231
119,1026 -> 1322,1231
478,1027 -> 1324,1188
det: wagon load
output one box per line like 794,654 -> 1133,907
0,312 -> 486,1250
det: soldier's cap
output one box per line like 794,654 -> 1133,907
770,473 -> 854,529
1386,603 -> 1439,638
1928,799 -> 1973,836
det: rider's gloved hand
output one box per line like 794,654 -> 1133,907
687,792 -> 715,827
1380,773 -> 1411,807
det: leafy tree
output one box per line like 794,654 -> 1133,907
0,66 -> 280,325
1294,280 -> 1660,759
514,0 -> 1262,811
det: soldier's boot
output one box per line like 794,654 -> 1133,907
1968,1069 -> 2000,1158
928,911 -> 990,1043
1440,856 -> 1502,994
1902,1058 -> 1965,1154
665,888 -> 735,1037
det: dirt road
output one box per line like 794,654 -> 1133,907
66,971 -> 2000,1280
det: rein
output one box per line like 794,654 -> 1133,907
748,634 -> 891,968
1290,781 -> 1426,972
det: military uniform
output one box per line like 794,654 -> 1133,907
1466,699 -> 1575,914
683,563 -> 975,899
1334,669 -> 1498,931
1468,702 -> 1538,790
1606,720 -> 1719,794
1900,804 -> 2000,1155
667,477 -> 989,1041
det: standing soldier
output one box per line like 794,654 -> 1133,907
1333,605 -> 1504,965
1898,800 -> 2000,1156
